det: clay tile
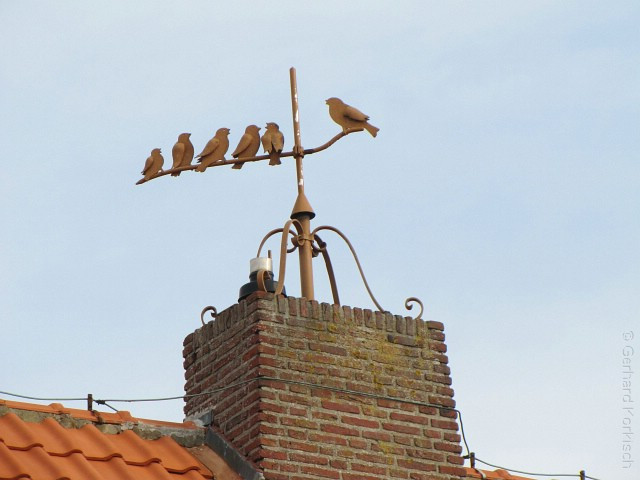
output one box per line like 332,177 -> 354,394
48,403 -> 65,412
117,410 -> 135,422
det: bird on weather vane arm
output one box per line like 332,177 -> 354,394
171,133 -> 194,176
231,125 -> 261,170
326,97 -> 379,137
195,127 -> 231,172
141,148 -> 164,182
261,122 -> 284,166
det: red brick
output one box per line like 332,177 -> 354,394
390,412 -> 431,425
389,468 -> 410,479
342,474 -> 379,480
426,320 -> 444,331
330,458 -> 348,469
308,433 -> 348,445
397,459 -> 437,472
352,462 -> 387,475
438,465 -> 466,476
383,422 -> 421,435
362,430 -> 392,442
434,442 -> 462,454
289,406 -> 307,416
322,400 -> 360,414
354,452 -> 393,465
259,449 -> 288,460
288,452 -> 329,465
348,438 -> 368,449
342,416 -> 380,429
299,466 -> 340,479
309,343 -> 348,356
278,440 -> 318,453
321,424 -> 360,437
287,429 -> 307,440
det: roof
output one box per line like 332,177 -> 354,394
1,399 -> 533,480
0,399 -> 242,480
465,466 -> 536,480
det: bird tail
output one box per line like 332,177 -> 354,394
269,152 -> 281,166
171,171 -> 181,177
364,123 -> 379,137
232,161 -> 243,170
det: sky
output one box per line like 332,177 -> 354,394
1,1 -> 638,478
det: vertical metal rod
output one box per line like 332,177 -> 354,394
289,67 -> 315,300
290,67 -> 304,194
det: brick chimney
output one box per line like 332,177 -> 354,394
183,292 -> 466,480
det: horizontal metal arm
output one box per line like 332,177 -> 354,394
136,130 -> 356,185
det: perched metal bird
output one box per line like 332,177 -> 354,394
231,125 -> 261,170
261,122 -> 284,166
141,148 -> 164,182
171,133 -> 194,176
195,128 -> 231,172
325,97 -> 379,137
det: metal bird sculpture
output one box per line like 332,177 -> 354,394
261,122 -> 284,166
141,148 -> 164,182
325,97 -> 379,137
231,125 -> 261,170
171,133 -> 194,176
195,128 -> 231,172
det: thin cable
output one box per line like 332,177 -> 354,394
0,391 -> 87,402
96,401 -> 119,413
475,457 -> 602,480
2,382 -> 603,480
98,378 -> 257,403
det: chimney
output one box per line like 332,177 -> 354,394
183,292 -> 466,480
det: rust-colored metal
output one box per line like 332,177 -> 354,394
313,234 -> 340,305
200,306 -> 218,326
136,68 -> 426,319
135,131 -> 352,185
404,297 -> 424,321
312,225 -> 386,312
257,228 -> 298,256
257,220 -> 424,321
288,67 -> 315,300
326,98 -> 379,137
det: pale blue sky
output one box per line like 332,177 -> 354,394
1,1 -> 639,478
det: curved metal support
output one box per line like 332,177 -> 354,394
311,225 -> 424,321
313,234 -> 340,305
256,270 -> 269,292
257,228 -> 298,257
136,131 -> 353,185
404,297 -> 424,321
311,225 -> 385,312
200,306 -> 218,326
272,219 -> 304,296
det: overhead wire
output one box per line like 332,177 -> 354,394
474,457 -> 601,480
1,379 -> 601,480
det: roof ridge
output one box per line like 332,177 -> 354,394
0,398 -> 205,448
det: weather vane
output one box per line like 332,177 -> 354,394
137,67 -> 423,321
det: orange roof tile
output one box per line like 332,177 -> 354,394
0,400 -> 214,480
465,466 -> 536,480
